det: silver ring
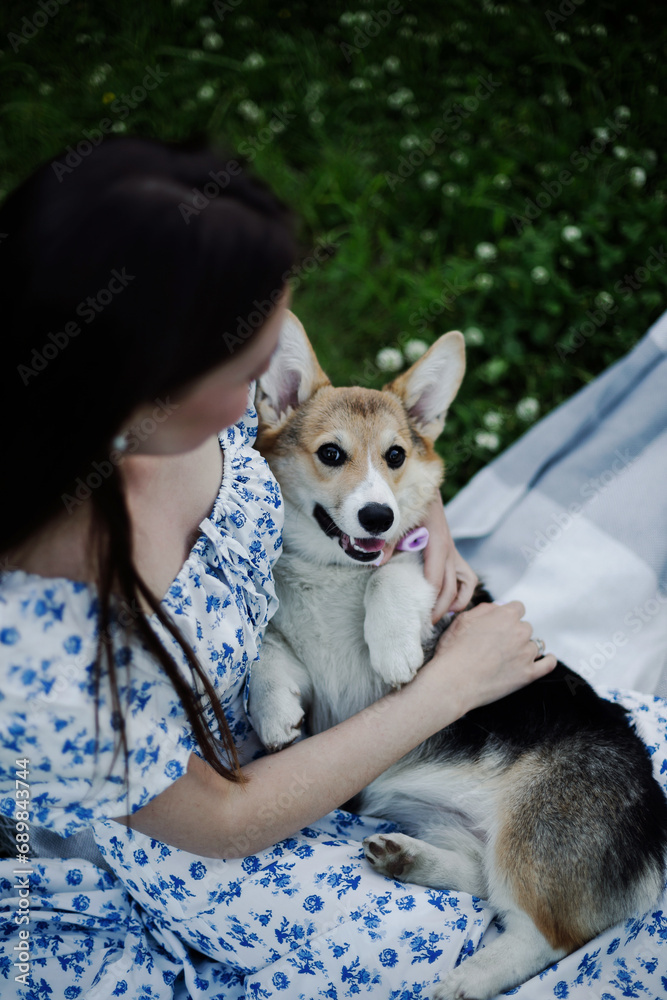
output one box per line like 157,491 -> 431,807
533,636 -> 546,658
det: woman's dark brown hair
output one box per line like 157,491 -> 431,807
0,134 -> 298,786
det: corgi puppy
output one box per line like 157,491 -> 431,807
248,310 -> 667,1000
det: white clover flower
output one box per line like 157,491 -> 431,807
442,182 -> 461,197
536,162 -> 552,176
88,63 -> 112,86
198,15 -> 215,29
420,171 -> 440,191
376,347 -> 404,372
384,56 -> 401,73
475,273 -> 494,290
539,93 -> 554,106
493,173 -> 511,189
630,167 -> 647,187
398,26 -> 413,39
595,291 -> 614,309
450,150 -> 468,166
387,88 -> 414,109
554,32 -> 570,44
531,266 -> 549,285
38,82 -> 53,95
647,84 -> 658,96
641,149 -> 658,166
309,110 -> 324,126
188,49 -> 204,60
403,339 -> 429,362
420,229 -> 437,243
203,31 -> 223,51
562,225 -> 582,242
464,326 -> 484,345
475,431 -> 500,450
403,104 -> 420,118
110,121 -> 127,133
475,242 -> 497,262
237,15 -> 254,28
400,134 -> 421,150
483,410 -> 504,430
198,83 -> 215,101
557,89 -> 571,106
516,397 -> 539,421
559,255 -> 574,269
613,146 -> 629,159
614,105 -> 631,121
339,12 -> 356,26
593,127 -> 610,141
591,24 -> 607,36
244,53 -> 266,70
238,99 -> 263,121
349,77 -> 370,91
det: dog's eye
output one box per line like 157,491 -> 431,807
385,446 -> 406,469
317,443 -> 347,467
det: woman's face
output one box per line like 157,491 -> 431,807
125,286 -> 290,455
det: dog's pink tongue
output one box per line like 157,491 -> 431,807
339,534 -> 386,552
354,537 -> 386,551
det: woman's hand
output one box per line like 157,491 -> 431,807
416,599 -> 558,716
377,497 -> 478,622
421,497 -> 478,621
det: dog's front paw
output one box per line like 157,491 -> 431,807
363,832 -> 425,882
248,686 -> 305,752
431,966 -> 482,1000
364,622 -> 424,688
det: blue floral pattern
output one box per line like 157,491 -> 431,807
1,386 -> 667,998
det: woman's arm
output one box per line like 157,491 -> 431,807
115,601 -> 556,857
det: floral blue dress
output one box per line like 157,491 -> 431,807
1,387 -> 667,1000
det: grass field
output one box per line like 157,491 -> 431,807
2,0 -> 665,498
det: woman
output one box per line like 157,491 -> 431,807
0,135 -> 557,998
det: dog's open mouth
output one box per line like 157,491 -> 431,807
313,504 -> 386,563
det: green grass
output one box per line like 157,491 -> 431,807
2,0 -> 666,498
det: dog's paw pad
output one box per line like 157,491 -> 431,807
362,833 -> 419,881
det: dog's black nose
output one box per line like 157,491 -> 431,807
358,503 -> 394,534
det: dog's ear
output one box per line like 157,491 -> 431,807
384,331 -> 466,442
257,309 -> 331,427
